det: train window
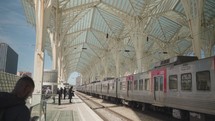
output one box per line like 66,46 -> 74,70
145,78 -> 149,91
134,80 -> 138,90
169,75 -> 178,90
120,82 -> 122,90
160,77 -> 163,91
196,71 -> 210,91
139,79 -> 143,90
154,77 -> 159,91
109,83 -> 112,90
181,73 -> 192,91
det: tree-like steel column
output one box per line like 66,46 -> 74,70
32,0 -> 45,106
133,33 -> 146,73
181,0 -> 203,59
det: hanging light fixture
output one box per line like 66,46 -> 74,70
106,33 -> 109,39
124,49 -> 130,52
163,51 -> 168,54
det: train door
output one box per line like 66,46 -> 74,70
151,68 -> 166,105
126,75 -> 133,98
96,84 -> 97,93
116,78 -> 118,98
107,83 -> 109,94
101,83 -> 102,94
154,76 -> 164,101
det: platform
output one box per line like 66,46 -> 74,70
43,94 -> 103,121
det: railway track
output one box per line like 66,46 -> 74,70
76,92 -> 133,121
76,92 -> 184,121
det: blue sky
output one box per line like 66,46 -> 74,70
0,0 -> 78,85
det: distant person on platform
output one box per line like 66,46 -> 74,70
60,87 -> 63,99
68,86 -> 74,103
57,88 -> 61,105
63,87 -> 67,99
0,76 -> 35,121
45,86 -> 51,99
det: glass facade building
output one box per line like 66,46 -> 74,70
0,43 -> 18,74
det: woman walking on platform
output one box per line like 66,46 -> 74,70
69,86 -> 74,103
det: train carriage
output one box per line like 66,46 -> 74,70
133,71 -> 153,104
91,82 -> 97,95
164,56 -> 215,116
86,84 -> 92,95
95,81 -> 102,96
101,80 -> 109,99
126,74 -> 134,101
79,56 -> 215,120
151,67 -> 167,106
107,78 -> 117,98
117,76 -> 128,101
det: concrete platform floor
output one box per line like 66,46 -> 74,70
44,94 -> 103,121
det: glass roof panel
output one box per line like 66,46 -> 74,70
21,0 -> 35,26
65,0 -> 99,9
102,0 -> 134,15
204,0 -> 215,23
151,0 -> 178,15
90,29 -> 108,48
175,39 -> 192,53
67,8 -> 93,33
146,17 -> 166,41
69,31 -> 87,46
98,8 -> 124,36
173,1 -> 185,15
21,0 -> 215,79
158,16 -> 182,41
92,8 -> 113,36
86,31 -> 104,49
129,0 -> 145,15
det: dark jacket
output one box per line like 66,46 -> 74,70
0,92 -> 30,121
68,88 -> 74,99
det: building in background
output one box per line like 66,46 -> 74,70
0,43 -> 18,74
17,71 -> 32,77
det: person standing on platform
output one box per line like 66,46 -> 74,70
68,86 -> 74,103
60,87 -> 63,99
63,87 -> 67,99
0,76 -> 35,121
57,88 -> 61,105
45,86 -> 51,99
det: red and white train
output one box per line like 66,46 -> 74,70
77,56 -> 215,121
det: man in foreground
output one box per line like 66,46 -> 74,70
0,76 -> 35,121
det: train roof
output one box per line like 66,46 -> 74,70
103,77 -> 115,81
91,80 -> 101,83
153,56 -> 198,68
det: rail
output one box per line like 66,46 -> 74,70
76,92 -> 133,121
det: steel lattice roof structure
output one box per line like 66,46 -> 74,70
21,0 -> 215,83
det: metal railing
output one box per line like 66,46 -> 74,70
29,94 -> 48,121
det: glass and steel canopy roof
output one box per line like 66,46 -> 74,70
21,0 -> 215,80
